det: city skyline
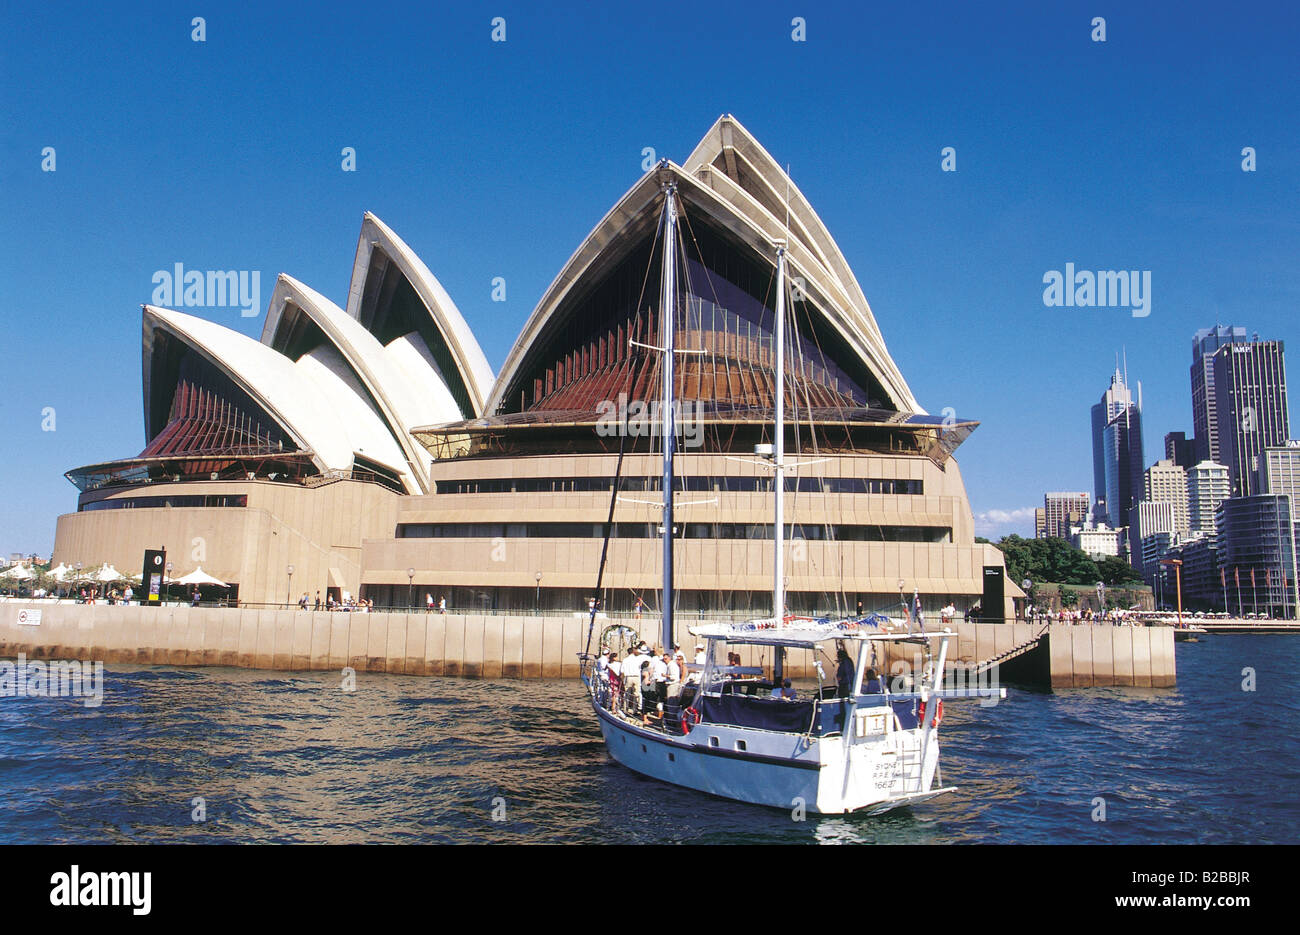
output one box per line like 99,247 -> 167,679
3,2 -> 1298,553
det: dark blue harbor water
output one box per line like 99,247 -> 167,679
1,634 -> 1296,844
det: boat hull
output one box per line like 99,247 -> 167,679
592,697 -> 950,815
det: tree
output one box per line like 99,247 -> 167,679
1096,554 -> 1142,586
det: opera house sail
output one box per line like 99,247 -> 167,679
53,116 -> 1012,620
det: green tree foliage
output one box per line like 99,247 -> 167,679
990,535 -> 1137,587
1096,554 -> 1143,586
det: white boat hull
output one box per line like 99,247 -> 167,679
592,697 -> 953,815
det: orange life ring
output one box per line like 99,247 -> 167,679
681,706 -> 701,734
918,697 -> 943,728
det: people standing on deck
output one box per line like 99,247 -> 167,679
836,648 -> 855,697
595,652 -> 610,705
863,668 -> 884,693
426,593 -> 434,613
314,591 -> 321,611
666,650 -> 681,698
608,651 -> 622,708
634,596 -> 644,620
623,645 -> 644,714
651,651 -> 669,717
639,659 -> 656,725
439,595 -> 447,614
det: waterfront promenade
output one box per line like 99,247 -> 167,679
0,600 -> 1176,688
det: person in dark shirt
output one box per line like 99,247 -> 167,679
863,667 -> 884,693
836,648 -> 855,697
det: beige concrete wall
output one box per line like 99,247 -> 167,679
52,479 -> 401,606
1044,624 -> 1176,688
4,604 -> 1171,688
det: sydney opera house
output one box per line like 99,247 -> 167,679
52,116 -> 1015,619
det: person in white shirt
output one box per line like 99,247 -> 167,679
651,652 -> 669,716
623,647 -> 643,714
666,653 -> 681,690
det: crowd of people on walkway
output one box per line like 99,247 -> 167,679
1022,606 -> 1141,625
297,591 -> 376,612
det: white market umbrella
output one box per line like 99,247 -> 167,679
175,566 -> 230,588
91,563 -> 126,583
48,563 -> 73,582
1,564 -> 34,580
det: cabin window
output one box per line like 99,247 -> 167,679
736,740 -> 748,752
709,736 -> 719,748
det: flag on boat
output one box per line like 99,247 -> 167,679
1251,568 -> 1256,588
1235,567 -> 1241,586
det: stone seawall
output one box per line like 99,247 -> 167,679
0,603 -> 1174,687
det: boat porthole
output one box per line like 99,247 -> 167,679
641,744 -> 647,753
709,736 -> 719,748
668,753 -> 675,762
736,740 -> 747,751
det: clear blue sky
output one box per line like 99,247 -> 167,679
2,0 -> 1297,555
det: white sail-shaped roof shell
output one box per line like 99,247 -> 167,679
142,306 -> 407,483
344,212 -> 494,418
683,115 -> 919,413
487,120 -> 922,416
261,274 -> 460,493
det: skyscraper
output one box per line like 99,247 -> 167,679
1091,367 -> 1137,525
1041,492 -> 1090,539
1164,431 -> 1196,468
1102,382 -> 1144,556
1188,460 -> 1231,536
1143,459 -> 1190,535
1191,325 -> 1248,465
1211,338 -> 1289,497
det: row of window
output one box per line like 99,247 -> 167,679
80,494 -> 249,512
397,522 -> 951,543
435,475 -> 924,496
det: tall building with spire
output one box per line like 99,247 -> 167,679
1090,364 -> 1140,526
1091,363 -> 1144,545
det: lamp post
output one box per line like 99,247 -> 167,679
534,571 -> 543,615
407,567 -> 415,613
1161,558 -> 1184,628
1096,581 -> 1106,619
1022,578 -> 1033,621
286,564 -> 294,608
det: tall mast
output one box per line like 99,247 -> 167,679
773,242 -> 787,623
660,183 -> 678,653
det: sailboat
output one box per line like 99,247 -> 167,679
579,177 -> 1005,815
